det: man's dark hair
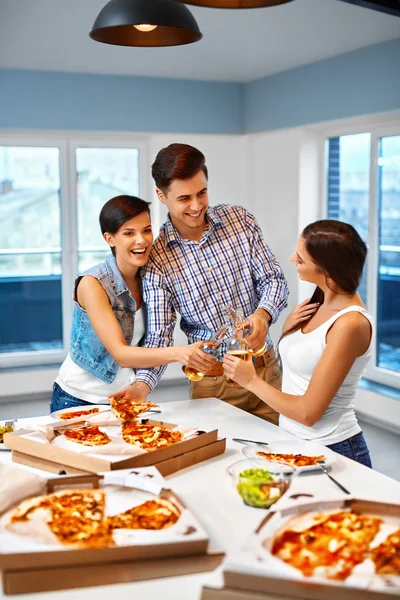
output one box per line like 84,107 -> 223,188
151,143 -> 208,193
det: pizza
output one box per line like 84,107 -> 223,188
7,490 -> 182,548
58,407 -> 100,420
7,489 -> 113,548
62,426 -> 111,446
257,451 -> 326,467
109,397 -> 159,421
270,510 -> 382,580
107,498 -> 180,531
121,422 -> 183,450
370,529 -> 400,575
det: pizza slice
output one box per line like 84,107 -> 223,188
257,451 -> 326,467
58,407 -> 100,420
370,529 -> 400,575
63,426 -> 111,446
107,498 -> 181,531
270,511 -> 382,580
121,422 -> 183,450
7,489 -> 113,548
109,397 -> 159,421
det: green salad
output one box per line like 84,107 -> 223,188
237,468 -> 282,508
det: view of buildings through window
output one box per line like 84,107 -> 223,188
0,144 -> 140,358
326,133 -> 400,381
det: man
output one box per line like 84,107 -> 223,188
116,144 -> 288,424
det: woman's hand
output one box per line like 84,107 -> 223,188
109,381 -> 150,404
176,342 -> 216,373
223,353 -> 258,389
282,298 -> 319,335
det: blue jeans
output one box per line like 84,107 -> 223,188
50,382 -> 93,414
327,431 -> 372,468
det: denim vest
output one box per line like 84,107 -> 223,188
70,254 -> 141,383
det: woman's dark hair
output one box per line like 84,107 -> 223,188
151,143 -> 208,192
99,195 -> 151,256
282,219 -> 367,340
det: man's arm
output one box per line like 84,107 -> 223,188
246,210 -> 289,323
244,211 -> 289,351
133,264 -> 177,391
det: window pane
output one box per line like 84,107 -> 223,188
76,148 -> 140,272
377,135 -> 400,374
326,133 -> 370,303
0,146 -> 62,354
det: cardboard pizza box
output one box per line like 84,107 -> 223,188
11,437 -> 227,477
4,418 -> 224,474
0,468 -> 225,595
223,497 -> 400,600
202,586 -> 300,600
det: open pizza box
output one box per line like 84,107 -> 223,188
0,464 -> 224,595
222,497 -> 400,600
3,414 -> 226,476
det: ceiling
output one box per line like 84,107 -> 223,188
0,0 -> 400,82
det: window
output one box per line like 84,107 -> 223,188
0,135 -> 145,369
326,129 -> 400,388
75,147 -> 140,272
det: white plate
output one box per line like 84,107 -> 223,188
50,404 -> 111,420
242,439 -> 337,471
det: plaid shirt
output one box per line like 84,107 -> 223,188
135,204 -> 289,390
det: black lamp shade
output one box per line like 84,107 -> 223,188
176,0 -> 294,8
90,0 -> 203,47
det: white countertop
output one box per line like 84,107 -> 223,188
1,397 -> 399,600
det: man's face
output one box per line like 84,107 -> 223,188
157,170 -> 209,238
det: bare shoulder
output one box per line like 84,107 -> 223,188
327,310 -> 372,356
333,310 -> 372,335
76,275 -> 107,309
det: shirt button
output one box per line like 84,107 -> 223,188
217,291 -> 223,295
207,267 -> 212,272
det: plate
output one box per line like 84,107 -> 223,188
50,404 -> 111,420
241,439 -> 337,471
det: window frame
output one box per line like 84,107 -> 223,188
0,130 -> 148,370
321,119 -> 400,389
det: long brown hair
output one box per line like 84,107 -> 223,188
281,219 -> 367,341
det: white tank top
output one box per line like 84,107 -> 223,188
278,306 -> 373,446
56,308 -> 145,404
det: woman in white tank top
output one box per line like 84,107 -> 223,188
223,220 -> 373,467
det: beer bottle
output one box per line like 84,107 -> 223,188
224,304 -> 266,357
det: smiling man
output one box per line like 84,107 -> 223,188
116,144 -> 289,424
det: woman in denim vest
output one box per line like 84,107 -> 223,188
51,195 -> 215,413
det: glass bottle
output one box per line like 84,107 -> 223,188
184,325 -> 229,382
225,304 -> 266,357
225,326 -> 249,387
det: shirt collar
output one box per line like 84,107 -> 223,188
163,206 -> 223,247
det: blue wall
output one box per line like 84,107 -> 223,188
0,70 -> 243,134
1,37 -> 400,135
245,37 -> 400,132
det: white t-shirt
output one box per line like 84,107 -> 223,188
278,306 -> 373,446
56,308 -> 145,404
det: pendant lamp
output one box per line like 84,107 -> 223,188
89,0 -> 202,47
175,0 -> 294,9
